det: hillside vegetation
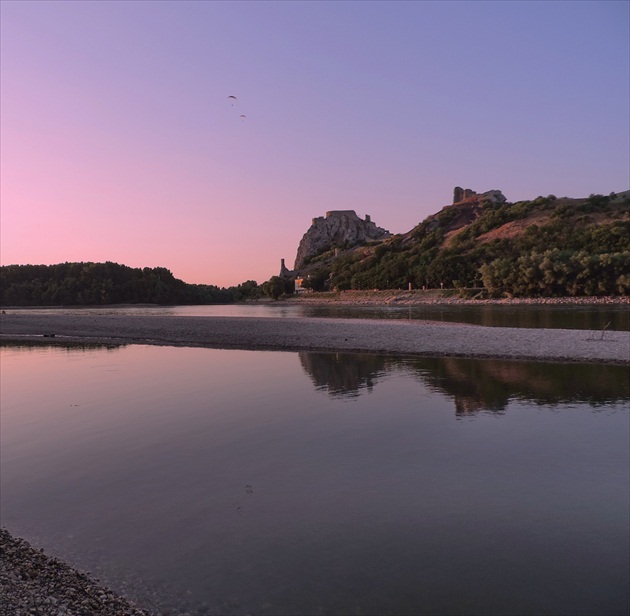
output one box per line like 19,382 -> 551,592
298,192 -> 629,297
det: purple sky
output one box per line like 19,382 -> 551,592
1,1 -> 628,286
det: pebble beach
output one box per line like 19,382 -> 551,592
0,529 -> 149,616
1,311 -> 629,364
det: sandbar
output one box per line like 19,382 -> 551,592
1,312 -> 628,364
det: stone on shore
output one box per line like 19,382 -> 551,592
0,528 -> 150,616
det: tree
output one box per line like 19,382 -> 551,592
262,276 -> 293,300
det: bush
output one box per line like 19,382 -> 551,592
261,276 -> 293,300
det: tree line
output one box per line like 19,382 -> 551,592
0,262 -> 263,306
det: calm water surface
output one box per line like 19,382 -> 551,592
1,342 -> 628,615
7,301 -> 630,330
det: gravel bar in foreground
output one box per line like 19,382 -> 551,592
1,313 -> 629,364
0,528 -> 150,616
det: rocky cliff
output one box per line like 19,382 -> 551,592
294,210 -> 391,270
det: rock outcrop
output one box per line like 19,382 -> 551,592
294,210 -> 391,270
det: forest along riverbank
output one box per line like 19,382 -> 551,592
1,313 -> 629,364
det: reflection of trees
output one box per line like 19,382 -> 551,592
298,352 -> 388,398
298,351 -> 629,414
0,340 -> 123,352
410,357 -> 630,415
418,357 -> 511,415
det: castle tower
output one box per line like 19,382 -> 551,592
279,258 -> 293,278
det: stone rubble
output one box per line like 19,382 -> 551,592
0,528 -> 152,616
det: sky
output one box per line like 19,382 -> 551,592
1,1 -> 628,287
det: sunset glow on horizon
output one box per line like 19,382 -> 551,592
1,1 -> 628,287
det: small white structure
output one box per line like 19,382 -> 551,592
294,276 -> 309,294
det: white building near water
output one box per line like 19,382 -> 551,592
294,276 -> 309,294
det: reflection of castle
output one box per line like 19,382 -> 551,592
296,351 -> 629,414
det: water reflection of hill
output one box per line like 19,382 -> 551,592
411,357 -> 630,416
298,352 -> 388,398
3,341 -> 627,413
298,351 -> 629,413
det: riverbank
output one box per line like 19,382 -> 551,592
282,290 -> 630,306
0,528 -> 149,615
1,313 -> 628,364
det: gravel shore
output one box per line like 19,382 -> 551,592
0,529 -> 149,616
1,312 -> 629,364
285,290 -> 630,307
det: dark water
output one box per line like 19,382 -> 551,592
1,342 -> 628,615
5,301 -> 629,330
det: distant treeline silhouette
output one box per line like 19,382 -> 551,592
0,262 -> 262,306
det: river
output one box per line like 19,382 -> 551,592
1,341 -> 628,615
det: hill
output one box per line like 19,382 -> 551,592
290,189 -> 630,297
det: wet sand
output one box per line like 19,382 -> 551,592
1,312 -> 628,364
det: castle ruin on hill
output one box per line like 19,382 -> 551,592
279,189 -> 507,282
452,187 -> 506,205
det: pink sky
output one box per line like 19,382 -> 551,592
1,1 -> 628,287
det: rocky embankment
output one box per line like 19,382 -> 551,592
0,528 -> 150,616
285,290 -> 630,306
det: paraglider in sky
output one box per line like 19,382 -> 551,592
227,95 -> 247,123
